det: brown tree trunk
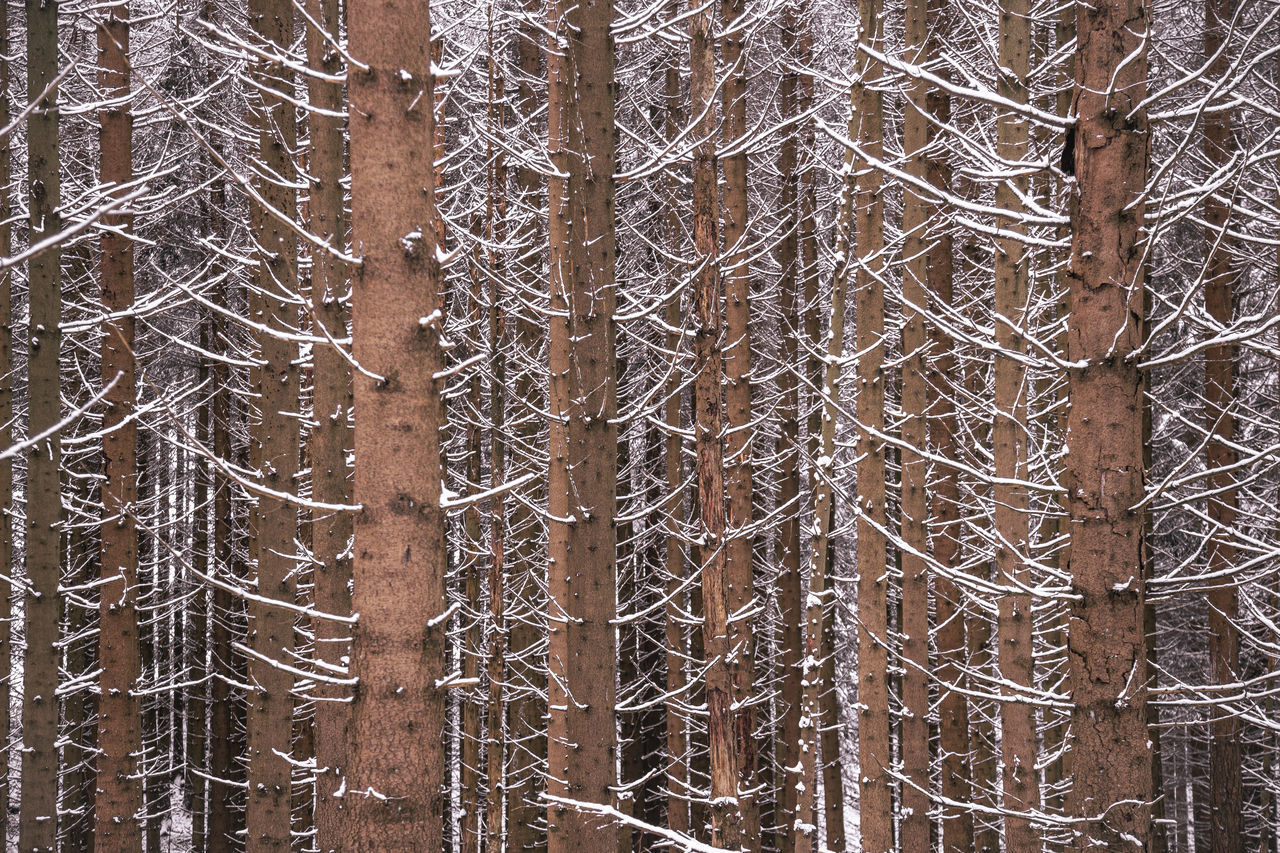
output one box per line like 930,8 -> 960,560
463,285 -> 485,853
244,0 -> 301,842
853,0 -> 891,845
1042,1 -> 1075,813
19,0 -> 63,838
1063,0 -> 1154,844
774,10 -> 804,848
305,0 -> 353,846
899,0 -> 931,845
343,2 -> 448,847
207,271 -> 239,853
484,26 -> 508,853
993,0 -> 1038,846
0,0 -> 12,829
688,6 -> 744,848
660,20 -> 690,837
542,0 -> 619,847
719,3 -> 759,847
819,523 -> 847,852
95,1 -> 144,846
189,322 -> 213,853
926,28 -> 973,844
1203,0 -> 1241,849
505,10 -> 548,848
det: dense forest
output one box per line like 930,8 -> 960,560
0,0 -> 1272,848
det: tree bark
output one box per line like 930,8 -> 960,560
775,9 -> 804,848
0,0 -> 13,828
343,0 -> 449,845
1203,0 -> 1242,848
305,0 -> 353,845
95,1 -> 144,846
505,10 -> 548,848
853,0 -> 891,844
900,0 -> 931,842
688,5 -> 744,848
244,0 -> 301,841
19,0 -> 63,838
543,0 -> 620,848
994,0 -> 1038,845
719,3 -> 759,847
926,29 -> 974,844
1063,0 -> 1155,844
662,19 -> 690,837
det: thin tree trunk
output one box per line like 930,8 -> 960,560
95,1 -> 144,846
244,0 -> 301,840
543,0 -> 620,843
688,6 -> 744,848
1203,0 -> 1241,848
19,0 -> 63,837
1042,1 -> 1075,812
505,10 -> 548,848
899,0 -> 932,844
1062,0 -> 1154,844
463,290 -> 485,853
484,23 -> 508,853
189,322 -> 212,853
775,10 -> 804,847
719,3 -> 758,847
818,540 -> 846,852
993,0 -> 1038,845
661,19 -> 690,837
208,281 -> 238,853
925,24 -> 972,842
305,0 -> 353,845
0,0 -> 11,824
853,0 -> 891,844
342,0 -> 449,845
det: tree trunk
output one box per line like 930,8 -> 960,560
0,0 -> 13,827
719,4 -> 758,847
543,0 -> 620,844
899,0 -> 932,845
305,0 -> 353,845
925,19 -> 973,842
484,27 -> 508,853
993,0 -> 1038,845
244,0 -> 301,841
775,10 -> 804,847
1063,0 -> 1154,844
853,0 -> 891,844
19,0 -> 63,838
688,6 -> 744,848
95,0 -> 144,847
207,276 -> 239,853
1203,0 -> 1241,848
505,10 -> 548,848
342,0 -> 449,846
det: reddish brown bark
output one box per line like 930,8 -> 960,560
305,0 -> 353,843
853,0 -> 891,844
342,1 -> 448,847
900,0 -> 931,844
688,5 -> 744,847
1203,0 -> 1242,848
543,0 -> 620,847
774,8 -> 805,848
94,2 -> 144,847
1062,0 -> 1155,844
243,0 -> 301,841
720,3 -> 759,847
994,0 -> 1039,846
19,0 -> 63,839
